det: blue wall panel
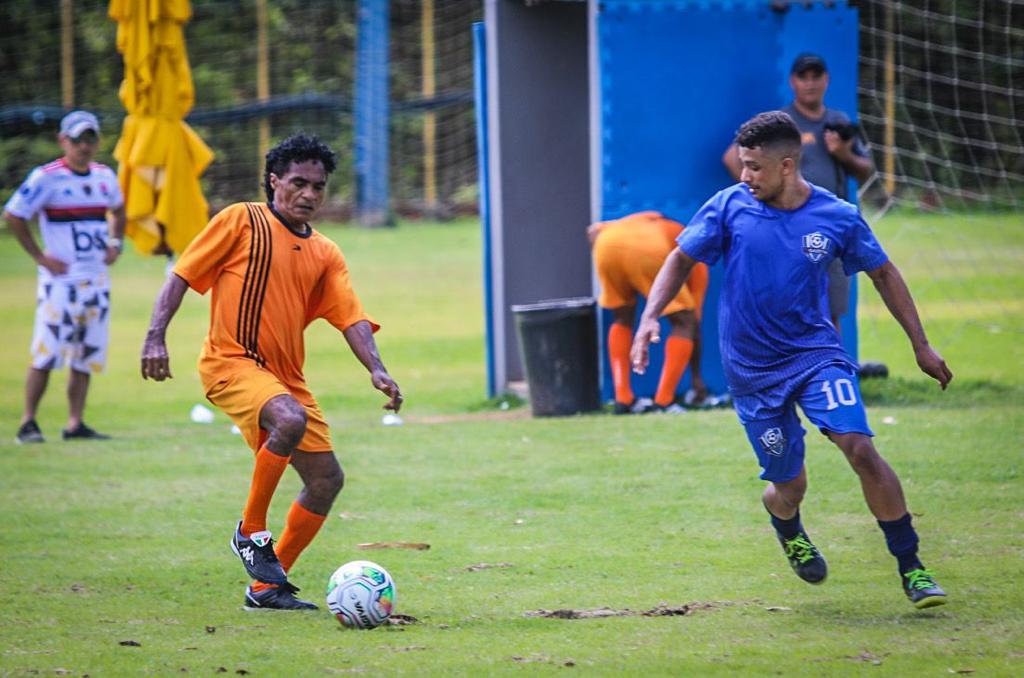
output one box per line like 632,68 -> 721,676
777,3 -> 861,354
597,0 -> 859,402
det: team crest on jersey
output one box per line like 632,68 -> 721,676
759,427 -> 786,457
802,232 -> 830,263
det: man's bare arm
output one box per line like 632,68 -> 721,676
824,131 -> 875,184
105,205 -> 127,265
631,249 -> 698,374
141,273 -> 189,381
342,320 -> 403,411
865,261 -> 952,389
4,210 -> 67,275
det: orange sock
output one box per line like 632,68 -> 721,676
655,336 -> 694,407
608,323 -> 634,404
275,500 -> 327,574
240,446 -> 291,537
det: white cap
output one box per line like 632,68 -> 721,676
59,110 -> 100,138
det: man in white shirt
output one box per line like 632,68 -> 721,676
4,110 -> 126,443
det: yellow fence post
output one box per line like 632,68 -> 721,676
422,0 -> 437,212
61,0 -> 74,108
257,0 -> 270,177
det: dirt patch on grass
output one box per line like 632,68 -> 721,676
525,602 -> 716,619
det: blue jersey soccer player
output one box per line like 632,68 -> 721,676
632,111 -> 952,609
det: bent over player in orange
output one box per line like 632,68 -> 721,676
589,211 -> 709,414
141,134 -> 402,611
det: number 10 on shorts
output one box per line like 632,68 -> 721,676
821,378 -> 857,410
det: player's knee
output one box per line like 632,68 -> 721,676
775,481 -> 806,508
841,436 -> 880,473
310,466 -> 344,502
273,407 -> 308,449
667,310 -> 696,332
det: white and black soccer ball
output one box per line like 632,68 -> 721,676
325,560 -> 396,629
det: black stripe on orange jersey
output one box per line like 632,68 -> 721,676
238,203 -> 272,367
237,204 -> 261,364
248,205 -> 274,367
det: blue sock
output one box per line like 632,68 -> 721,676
878,513 -> 922,574
768,508 -> 803,540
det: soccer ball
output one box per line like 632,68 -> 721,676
325,560 -> 396,629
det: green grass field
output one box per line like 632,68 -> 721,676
1,212 -> 1022,676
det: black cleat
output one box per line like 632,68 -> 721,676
230,521 -> 287,585
778,531 -> 828,584
244,581 -> 318,611
902,568 -> 947,609
62,422 -> 111,440
612,397 -> 655,415
15,419 -> 45,444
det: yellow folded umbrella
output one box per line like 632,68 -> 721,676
109,0 -> 213,255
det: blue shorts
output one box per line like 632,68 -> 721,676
733,363 -> 873,483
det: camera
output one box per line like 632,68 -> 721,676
823,121 -> 859,141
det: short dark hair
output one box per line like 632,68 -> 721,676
263,133 -> 338,201
735,111 -> 802,156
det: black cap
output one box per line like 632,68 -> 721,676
790,52 -> 827,75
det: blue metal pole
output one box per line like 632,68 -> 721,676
354,0 -> 391,227
473,22 -> 496,398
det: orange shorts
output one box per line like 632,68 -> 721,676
595,227 -> 708,317
203,366 -> 333,454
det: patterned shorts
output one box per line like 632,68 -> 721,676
31,276 -> 111,373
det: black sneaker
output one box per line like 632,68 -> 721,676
15,419 -> 45,444
778,531 -> 828,584
62,422 -> 111,440
902,568 -> 947,609
612,397 -> 655,415
244,581 -> 318,611
230,521 -> 287,585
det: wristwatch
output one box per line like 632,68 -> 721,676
108,237 -> 123,251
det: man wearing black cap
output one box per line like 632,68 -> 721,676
4,110 -> 126,443
723,53 -> 874,332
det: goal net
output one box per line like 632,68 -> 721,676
854,0 -> 1024,380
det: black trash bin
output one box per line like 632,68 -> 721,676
511,297 -> 601,417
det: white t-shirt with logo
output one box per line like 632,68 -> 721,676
4,158 -> 124,283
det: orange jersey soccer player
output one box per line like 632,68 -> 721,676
588,211 -> 709,413
141,134 -> 402,611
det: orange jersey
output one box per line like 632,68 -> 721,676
173,202 -> 377,393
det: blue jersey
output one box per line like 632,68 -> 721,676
677,183 -> 888,396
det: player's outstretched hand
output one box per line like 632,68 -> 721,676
141,337 -> 173,381
915,344 -> 952,390
372,370 -> 403,412
631,317 -> 661,375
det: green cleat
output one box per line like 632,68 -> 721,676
902,568 -> 947,609
778,531 -> 828,584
